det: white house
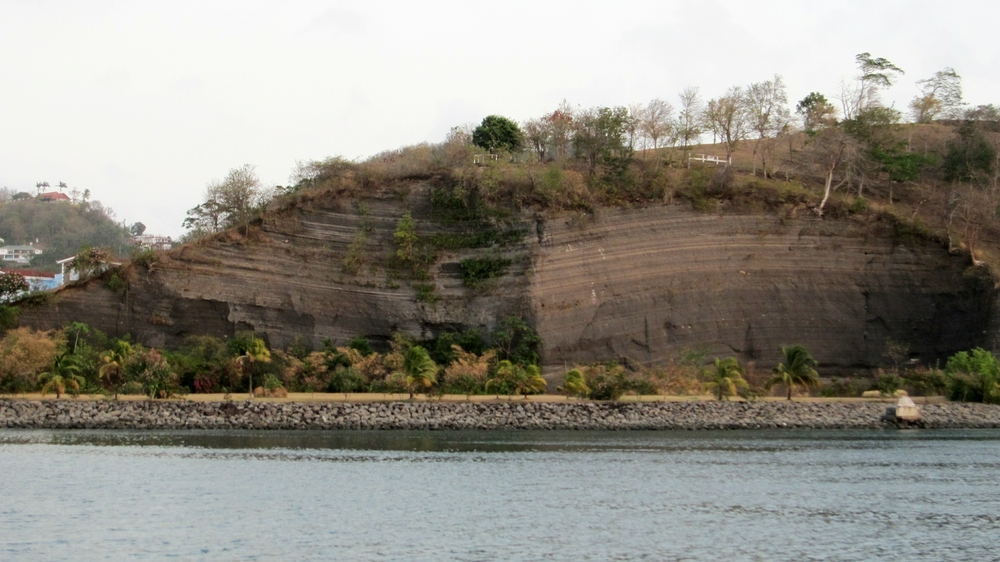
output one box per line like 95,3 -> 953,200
0,244 -> 43,265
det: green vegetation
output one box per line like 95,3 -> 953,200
0,190 -> 131,271
703,357 -> 748,401
472,115 -> 523,153
459,257 -> 511,288
768,345 -> 820,400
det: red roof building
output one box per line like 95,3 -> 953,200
38,192 -> 71,202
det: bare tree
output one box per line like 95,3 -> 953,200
838,52 -> 904,120
522,118 -> 549,161
544,100 -> 575,160
677,87 -> 703,154
910,67 -> 964,123
703,86 -> 749,161
745,75 -> 791,177
805,128 -> 858,214
625,103 -> 645,151
183,164 -> 268,236
640,98 -> 675,157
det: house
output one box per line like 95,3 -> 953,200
131,234 -> 173,251
56,255 -> 121,286
2,268 -> 58,293
38,191 -> 71,202
0,245 -> 44,265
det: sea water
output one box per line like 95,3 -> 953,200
1,429 -> 998,561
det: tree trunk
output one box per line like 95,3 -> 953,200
787,386 -> 792,400
819,169 -> 835,214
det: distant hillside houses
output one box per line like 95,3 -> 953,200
131,234 -> 172,251
0,244 -> 43,265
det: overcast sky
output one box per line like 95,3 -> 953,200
1,0 -> 998,237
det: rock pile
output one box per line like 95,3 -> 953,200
3,399 -> 1000,430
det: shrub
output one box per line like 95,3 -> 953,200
871,371 -> 903,396
459,257 -> 512,288
0,328 -> 60,393
946,348 -> 1000,403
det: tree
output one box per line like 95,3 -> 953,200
183,164 -> 267,237
704,87 -> 749,161
69,247 -> 113,280
677,87 -> 704,154
702,357 -> 748,401
522,118 -> 549,161
39,353 -> 84,399
402,345 -> 437,399
442,345 -> 495,400
99,341 -> 133,399
640,98 -> 675,156
544,100 -> 575,160
129,222 -> 147,236
910,67 -> 964,123
0,272 -> 29,302
573,106 -> 631,176
472,115 -> 523,153
561,368 -> 589,399
943,121 -> 997,185
945,348 -> 1000,403
486,360 -> 545,399
804,127 -> 857,214
490,316 -> 542,366
235,336 -> 271,399
745,75 -> 791,176
839,52 -> 904,120
796,92 -> 837,134
768,345 -> 819,400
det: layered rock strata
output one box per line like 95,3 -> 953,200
18,188 -> 995,372
3,399 -> 1000,430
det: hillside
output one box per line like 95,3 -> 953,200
14,133 -> 998,374
0,194 -> 131,270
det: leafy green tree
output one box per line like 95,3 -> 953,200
943,122 -> 997,184
768,345 -> 819,400
485,360 -> 545,399
945,348 -> 1000,403
574,106 -> 632,176
472,115 -> 523,153
39,353 -> 84,399
490,317 -> 542,366
796,92 -> 837,134
702,357 -> 748,401
402,345 -> 437,399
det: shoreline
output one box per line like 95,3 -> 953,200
3,398 -> 1000,431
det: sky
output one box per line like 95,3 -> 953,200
1,0 -> 998,238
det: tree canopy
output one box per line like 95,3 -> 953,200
472,115 -> 524,153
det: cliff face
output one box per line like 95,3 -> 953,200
18,186 -> 995,372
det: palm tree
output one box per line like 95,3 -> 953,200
236,337 -> 271,399
403,346 -> 437,399
513,364 -> 547,399
768,345 -> 819,400
561,368 -> 590,399
39,353 -> 84,399
99,341 -> 133,399
703,357 -> 748,401
58,181 -> 67,192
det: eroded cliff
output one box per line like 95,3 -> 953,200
18,184 -> 995,372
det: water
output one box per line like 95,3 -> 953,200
2,429 -> 999,561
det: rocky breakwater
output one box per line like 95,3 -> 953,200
4,399 -> 1000,430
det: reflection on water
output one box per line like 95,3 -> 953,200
2,429 -> 999,561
